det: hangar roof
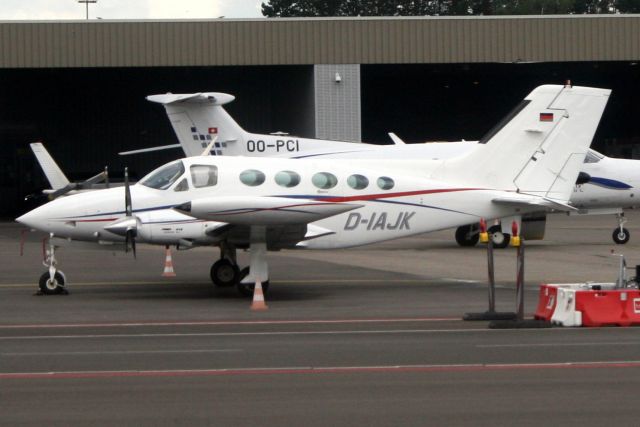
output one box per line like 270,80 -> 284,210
1,15 -> 639,68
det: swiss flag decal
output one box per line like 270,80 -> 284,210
208,127 -> 218,134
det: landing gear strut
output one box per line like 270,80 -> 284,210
209,239 -> 270,297
613,213 -> 630,244
38,235 -> 67,295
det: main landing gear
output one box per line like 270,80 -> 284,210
210,238 -> 270,297
455,224 -> 510,249
38,235 -> 68,295
613,213 -> 631,244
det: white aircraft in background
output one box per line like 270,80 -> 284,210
143,88 -> 639,247
18,85 -> 610,296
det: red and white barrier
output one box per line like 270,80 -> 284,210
535,283 -> 640,327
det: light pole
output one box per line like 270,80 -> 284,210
78,0 -> 97,20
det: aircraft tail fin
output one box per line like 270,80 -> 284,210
147,92 -> 247,157
439,84 -> 610,203
29,143 -> 71,190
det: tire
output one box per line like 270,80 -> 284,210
455,225 -> 479,247
236,267 -> 270,297
488,225 -> 510,249
39,271 -> 66,295
612,228 -> 630,245
210,259 -> 240,287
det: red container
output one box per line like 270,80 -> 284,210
534,284 -> 558,321
576,289 -> 640,327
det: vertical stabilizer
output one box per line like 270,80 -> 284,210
30,143 -> 70,190
440,84 -> 610,203
146,92 -> 247,157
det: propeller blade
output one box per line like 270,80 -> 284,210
125,228 -> 137,259
124,167 -> 132,217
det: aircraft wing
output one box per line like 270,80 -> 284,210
174,196 -> 360,249
492,195 -> 577,212
174,196 -> 362,225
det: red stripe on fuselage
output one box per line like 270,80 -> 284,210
320,188 -> 483,203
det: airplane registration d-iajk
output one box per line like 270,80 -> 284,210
17,84 -> 611,296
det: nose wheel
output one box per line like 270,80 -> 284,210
37,235 -> 68,295
613,228 -> 630,244
613,213 -> 630,244
38,271 -> 67,295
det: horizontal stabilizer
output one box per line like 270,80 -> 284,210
174,196 -> 362,225
388,132 -> 406,145
492,195 -> 577,212
119,144 -> 182,156
146,92 -> 235,106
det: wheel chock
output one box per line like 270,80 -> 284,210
488,319 -> 551,329
463,311 -> 517,321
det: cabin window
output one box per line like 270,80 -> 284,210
377,176 -> 395,190
240,169 -> 266,187
312,172 -> 338,189
190,165 -> 218,188
275,171 -> 301,188
174,178 -> 189,192
347,174 -> 369,190
140,160 -> 185,190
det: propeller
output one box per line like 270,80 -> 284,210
103,167 -> 138,258
124,167 -> 137,258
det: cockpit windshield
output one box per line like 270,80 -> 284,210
140,160 -> 185,190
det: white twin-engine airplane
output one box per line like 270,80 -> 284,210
18,85 -> 610,296
144,87 -> 639,247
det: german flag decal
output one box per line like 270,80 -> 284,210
539,112 -> 554,122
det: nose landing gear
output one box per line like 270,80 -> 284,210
613,213 -> 630,244
37,235 -> 68,295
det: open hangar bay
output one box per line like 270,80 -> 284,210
3,61 -> 640,218
1,16 -> 640,218
2,213 -> 640,425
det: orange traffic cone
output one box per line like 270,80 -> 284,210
162,246 -> 176,277
250,281 -> 268,311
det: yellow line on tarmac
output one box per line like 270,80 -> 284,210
0,278 -> 445,289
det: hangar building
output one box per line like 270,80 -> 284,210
1,15 -> 640,217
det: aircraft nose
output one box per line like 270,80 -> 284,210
16,207 -> 47,231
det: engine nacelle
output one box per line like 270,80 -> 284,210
135,210 -> 224,246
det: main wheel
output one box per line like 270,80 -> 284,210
612,228 -> 630,244
210,259 -> 240,287
455,225 -> 479,247
488,225 -> 510,249
236,267 -> 270,297
38,271 -> 66,295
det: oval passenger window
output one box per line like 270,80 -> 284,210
239,169 -> 266,187
347,174 -> 369,190
275,170 -> 301,188
377,176 -> 395,190
312,172 -> 338,189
